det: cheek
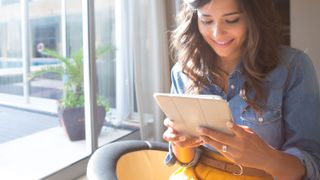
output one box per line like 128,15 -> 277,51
236,24 -> 248,42
198,23 -> 211,38
232,26 -> 247,43
199,28 -> 212,43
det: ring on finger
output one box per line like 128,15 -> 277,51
221,145 -> 228,153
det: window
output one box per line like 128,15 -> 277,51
0,0 -> 20,5
0,0 -> 135,179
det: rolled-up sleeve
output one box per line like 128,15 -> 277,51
284,148 -> 320,179
282,51 -> 320,179
170,63 -> 187,94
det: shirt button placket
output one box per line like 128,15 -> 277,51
228,74 -> 237,99
258,117 -> 264,123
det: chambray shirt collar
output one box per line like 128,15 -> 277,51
203,62 -> 243,100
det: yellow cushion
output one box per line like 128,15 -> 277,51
116,150 -> 179,180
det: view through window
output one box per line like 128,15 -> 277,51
0,0 -> 134,179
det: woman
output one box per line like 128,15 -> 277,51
163,0 -> 320,179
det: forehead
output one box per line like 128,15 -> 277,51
197,0 -> 241,17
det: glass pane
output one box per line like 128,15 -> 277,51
30,14 -> 63,100
95,0 -> 116,108
0,2 -> 23,96
95,0 -> 118,145
0,0 -> 88,179
66,14 -> 82,57
0,0 -> 20,5
95,0 -> 134,147
0,0 -> 135,179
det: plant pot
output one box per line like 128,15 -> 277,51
58,106 -> 106,141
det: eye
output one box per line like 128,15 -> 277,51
226,18 -> 239,24
200,19 -> 213,25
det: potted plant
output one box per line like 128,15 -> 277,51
30,46 -> 112,141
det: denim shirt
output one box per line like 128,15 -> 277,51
170,47 -> 320,179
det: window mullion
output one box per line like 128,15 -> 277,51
21,0 -> 30,103
82,0 -> 98,152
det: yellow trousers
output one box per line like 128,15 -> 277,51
169,150 -> 273,180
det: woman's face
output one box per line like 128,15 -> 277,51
197,0 -> 248,61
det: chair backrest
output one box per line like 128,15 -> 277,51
87,140 -> 178,180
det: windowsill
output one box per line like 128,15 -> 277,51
0,125 -> 134,179
0,93 -> 58,115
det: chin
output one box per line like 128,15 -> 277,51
214,50 -> 232,59
213,46 -> 241,60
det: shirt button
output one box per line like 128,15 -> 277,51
258,117 -> 264,123
230,84 -> 235,90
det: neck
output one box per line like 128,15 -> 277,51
215,55 -> 241,74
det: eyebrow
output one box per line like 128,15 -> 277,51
200,12 -> 241,17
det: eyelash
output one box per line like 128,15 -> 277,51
200,18 -> 240,25
226,18 -> 239,24
201,20 -> 213,25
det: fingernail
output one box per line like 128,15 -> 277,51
163,135 -> 168,140
226,121 -> 234,128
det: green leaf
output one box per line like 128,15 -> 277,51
29,65 -> 63,80
96,45 -> 114,58
42,49 -> 72,69
31,46 -> 113,111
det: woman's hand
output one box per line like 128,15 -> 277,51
163,118 -> 203,164
198,121 -> 305,179
163,118 -> 203,148
198,121 -> 275,169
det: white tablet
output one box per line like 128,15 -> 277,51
154,93 -> 234,137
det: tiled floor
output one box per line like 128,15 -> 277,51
0,105 -> 59,143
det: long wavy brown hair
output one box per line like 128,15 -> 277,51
171,0 -> 282,111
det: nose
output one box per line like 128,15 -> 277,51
212,23 -> 224,38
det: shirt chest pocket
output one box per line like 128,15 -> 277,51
239,103 -> 283,148
240,104 -> 282,125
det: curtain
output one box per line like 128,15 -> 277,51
130,0 -> 172,141
115,0 -> 181,140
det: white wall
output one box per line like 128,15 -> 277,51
291,0 -> 320,81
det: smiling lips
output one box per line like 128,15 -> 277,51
214,39 -> 234,47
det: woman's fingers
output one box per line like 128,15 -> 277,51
197,121 -> 251,146
226,121 -> 251,137
197,126 -> 234,145
163,118 -> 175,128
174,136 -> 203,148
163,128 -> 203,148
200,135 -> 225,153
163,127 -> 183,141
200,135 -> 237,163
163,118 -> 204,148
